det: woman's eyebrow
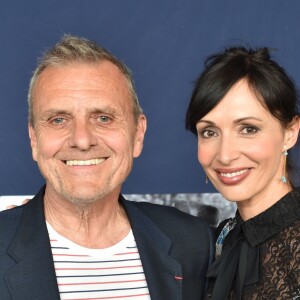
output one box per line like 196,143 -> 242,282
233,116 -> 263,124
197,119 -> 215,125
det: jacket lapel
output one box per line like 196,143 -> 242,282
122,197 -> 183,300
5,188 -> 60,300
5,190 -> 183,299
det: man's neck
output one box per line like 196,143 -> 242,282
43,189 -> 131,249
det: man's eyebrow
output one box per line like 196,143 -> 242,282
41,109 -> 70,118
41,106 -> 120,116
87,106 -> 119,115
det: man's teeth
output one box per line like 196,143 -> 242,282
66,158 -> 105,166
220,169 -> 247,178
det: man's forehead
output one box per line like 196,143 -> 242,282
38,61 -> 126,83
31,61 -> 136,121
34,62 -> 131,99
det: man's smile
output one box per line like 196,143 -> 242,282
64,158 -> 107,166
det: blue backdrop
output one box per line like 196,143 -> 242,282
1,0 -> 300,195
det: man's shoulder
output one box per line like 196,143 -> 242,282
0,205 -> 27,248
0,204 -> 24,221
124,199 -> 214,261
0,203 -> 28,227
123,198 -> 211,232
129,199 -> 192,216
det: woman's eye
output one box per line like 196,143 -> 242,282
240,126 -> 258,134
201,130 -> 217,138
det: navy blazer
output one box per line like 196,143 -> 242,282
0,187 -> 214,300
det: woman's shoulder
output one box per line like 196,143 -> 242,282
276,218 -> 300,245
260,217 -> 300,268
258,218 -> 300,295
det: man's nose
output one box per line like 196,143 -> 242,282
68,120 -> 97,150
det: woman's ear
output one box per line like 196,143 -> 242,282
285,116 -> 300,149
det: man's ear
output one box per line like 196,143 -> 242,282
285,116 -> 300,150
133,114 -> 147,158
28,123 -> 38,162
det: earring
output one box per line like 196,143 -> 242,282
205,175 -> 209,184
280,146 -> 288,183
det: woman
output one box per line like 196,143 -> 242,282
186,47 -> 300,299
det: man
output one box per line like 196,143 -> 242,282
0,35 -> 213,299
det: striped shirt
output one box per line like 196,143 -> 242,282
47,223 -> 151,300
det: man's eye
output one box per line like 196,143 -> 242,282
51,117 -> 65,124
97,116 -> 111,123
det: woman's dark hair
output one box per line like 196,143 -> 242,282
185,46 -> 299,186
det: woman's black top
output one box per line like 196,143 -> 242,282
206,189 -> 300,299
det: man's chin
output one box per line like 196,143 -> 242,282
45,178 -> 121,207
62,189 -> 108,206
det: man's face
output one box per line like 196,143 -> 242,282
29,61 -> 146,205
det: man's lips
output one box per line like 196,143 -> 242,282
63,158 -> 107,166
215,168 -> 251,185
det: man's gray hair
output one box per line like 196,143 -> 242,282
28,34 -> 143,125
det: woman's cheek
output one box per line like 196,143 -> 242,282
198,146 -> 213,167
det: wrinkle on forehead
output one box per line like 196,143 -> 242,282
32,62 -> 134,121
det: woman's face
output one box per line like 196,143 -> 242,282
196,79 -> 298,215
